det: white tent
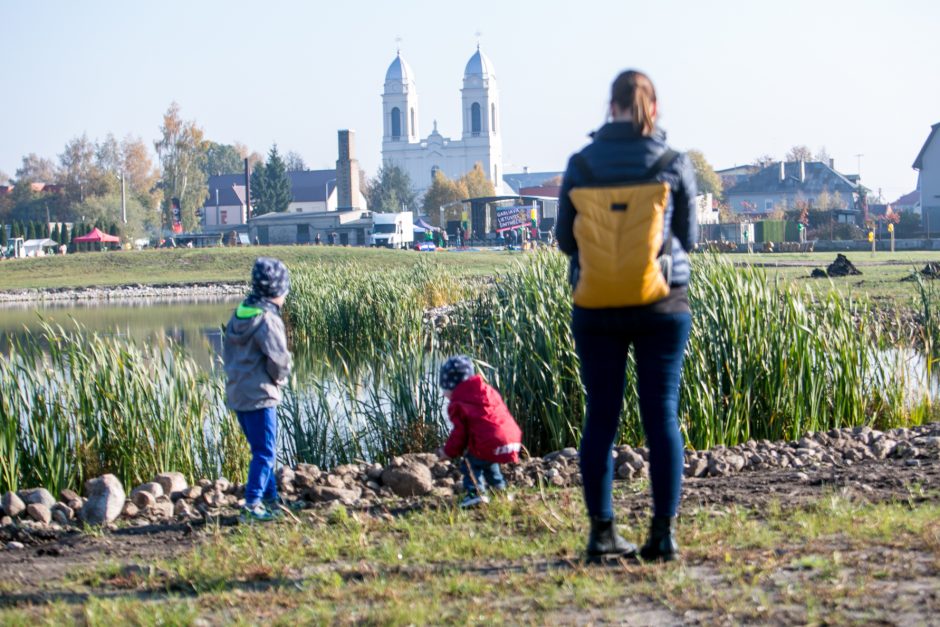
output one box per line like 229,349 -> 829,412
23,238 -> 58,257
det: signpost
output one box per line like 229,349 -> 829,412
888,222 -> 895,253
868,230 -> 875,256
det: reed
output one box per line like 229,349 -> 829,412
0,322 -> 247,495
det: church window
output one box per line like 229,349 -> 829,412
491,103 -> 497,133
431,165 -> 440,180
471,103 -> 481,136
410,108 -> 416,137
391,107 -> 401,139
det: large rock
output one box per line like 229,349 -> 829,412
26,503 -> 52,524
381,460 -> 434,497
19,488 -> 56,509
154,472 -> 188,499
81,474 -> 126,525
2,492 -> 25,518
131,482 -> 164,508
305,485 -> 361,503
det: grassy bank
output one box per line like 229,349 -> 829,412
0,246 -> 515,291
1,486 -> 937,625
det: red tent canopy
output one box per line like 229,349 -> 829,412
73,227 -> 121,244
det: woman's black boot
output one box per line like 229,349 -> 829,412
639,516 -> 678,562
586,517 -> 637,561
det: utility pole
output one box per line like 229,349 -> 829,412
120,171 -> 127,224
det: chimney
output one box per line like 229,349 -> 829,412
523,166 -> 529,174
799,160 -> 806,183
779,161 -> 786,182
335,130 -> 360,211
829,158 -> 835,170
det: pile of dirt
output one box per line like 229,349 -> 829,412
810,253 -> 862,278
902,261 -> 940,281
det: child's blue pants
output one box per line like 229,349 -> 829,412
236,407 -> 279,506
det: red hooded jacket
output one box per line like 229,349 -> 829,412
443,375 -> 522,463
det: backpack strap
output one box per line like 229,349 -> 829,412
648,149 -> 680,259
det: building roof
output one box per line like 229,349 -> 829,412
913,122 -> 940,170
893,189 -> 920,206
249,208 -> 367,225
726,161 -> 858,196
716,165 -> 758,176
205,169 -> 336,207
385,52 -> 415,83
503,171 -> 564,194
464,47 -> 495,79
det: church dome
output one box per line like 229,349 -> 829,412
385,52 -> 414,83
464,47 -> 495,79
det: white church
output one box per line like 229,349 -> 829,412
381,47 -> 505,196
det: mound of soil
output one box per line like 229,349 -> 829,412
902,261 -> 940,282
810,253 -> 862,278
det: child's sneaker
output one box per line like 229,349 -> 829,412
239,503 -> 277,523
459,493 -> 490,508
263,496 -> 304,514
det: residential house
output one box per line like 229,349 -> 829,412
913,122 -> 940,234
892,189 -> 920,215
715,164 -> 759,191
725,160 -> 862,223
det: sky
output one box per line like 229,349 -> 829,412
1,0 -> 938,201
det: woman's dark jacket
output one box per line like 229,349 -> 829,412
556,123 -> 698,287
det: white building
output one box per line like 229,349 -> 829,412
381,47 -> 505,196
913,122 -> 940,234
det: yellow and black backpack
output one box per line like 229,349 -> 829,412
568,149 -> 679,308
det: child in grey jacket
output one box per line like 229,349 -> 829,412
223,257 -> 293,522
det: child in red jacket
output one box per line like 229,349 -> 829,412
436,356 -> 523,508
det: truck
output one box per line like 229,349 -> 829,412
371,212 -> 414,249
3,237 -> 25,259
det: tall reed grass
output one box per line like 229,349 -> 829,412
0,322 -> 247,495
446,252 -> 933,454
283,258 -> 464,364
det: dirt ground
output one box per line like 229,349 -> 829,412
1,456 -> 937,625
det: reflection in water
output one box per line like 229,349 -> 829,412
0,297 -> 240,369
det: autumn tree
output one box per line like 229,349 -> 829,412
785,145 -> 813,162
814,146 -> 832,165
234,142 -> 264,170
250,144 -> 292,216
0,170 -> 11,185
154,102 -> 208,232
59,133 -> 112,204
687,150 -> 723,199
458,162 -> 495,199
366,164 -> 415,213
422,171 -> 469,225
14,153 -> 58,183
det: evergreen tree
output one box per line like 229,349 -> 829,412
63,224 -> 71,245
0,225 -> 7,248
11,222 -> 19,238
366,164 -> 416,213
26,222 -> 36,240
250,144 -> 292,215
108,223 -> 118,236
51,223 -> 60,243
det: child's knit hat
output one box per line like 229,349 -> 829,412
439,355 -> 475,390
251,257 -> 291,299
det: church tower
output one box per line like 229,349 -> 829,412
461,46 -> 503,187
382,51 -> 420,146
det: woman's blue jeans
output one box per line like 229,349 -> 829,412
572,306 -> 692,520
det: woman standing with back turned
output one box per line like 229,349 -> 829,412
556,70 -> 697,562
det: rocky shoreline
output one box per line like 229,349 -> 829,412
1,422 -> 938,546
0,282 -> 246,305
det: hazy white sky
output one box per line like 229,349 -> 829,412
2,0 -> 937,199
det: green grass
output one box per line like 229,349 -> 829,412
0,246 -> 515,290
3,489 -> 937,625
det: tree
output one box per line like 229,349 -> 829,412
62,223 -> 71,245
204,142 -> 244,177
154,102 -> 208,232
366,164 -> 416,213
785,145 -> 813,162
26,222 -> 36,240
753,154 -> 776,169
422,171 -> 469,225
250,144 -> 292,215
458,162 -> 495,199
14,153 -> 57,183
814,146 -> 832,165
234,142 -> 264,170
0,224 -> 6,247
60,133 -> 110,204
75,192 -> 149,239
0,170 -> 10,185
284,151 -> 306,172
687,150 -> 723,200
51,223 -> 60,243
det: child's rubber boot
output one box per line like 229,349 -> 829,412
639,516 -> 679,562
586,517 -> 637,562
